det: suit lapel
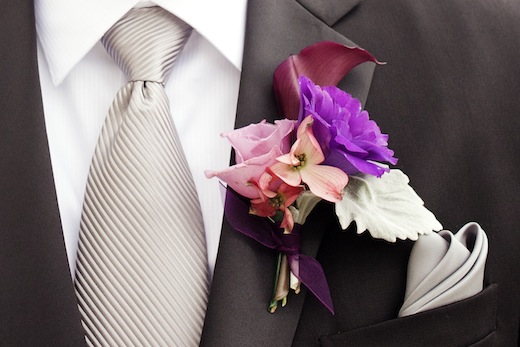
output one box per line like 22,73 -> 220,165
201,0 -> 374,345
0,2 -> 86,346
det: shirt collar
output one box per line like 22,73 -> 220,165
35,0 -> 247,85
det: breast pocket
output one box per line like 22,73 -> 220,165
319,283 -> 497,347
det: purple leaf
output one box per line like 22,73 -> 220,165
273,41 -> 380,120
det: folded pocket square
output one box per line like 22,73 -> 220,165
398,222 -> 488,317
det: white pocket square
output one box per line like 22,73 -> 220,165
399,222 -> 488,317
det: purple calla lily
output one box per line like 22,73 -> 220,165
273,41 -> 380,120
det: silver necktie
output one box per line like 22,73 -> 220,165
74,7 -> 209,346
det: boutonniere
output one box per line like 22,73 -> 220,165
206,42 -> 442,314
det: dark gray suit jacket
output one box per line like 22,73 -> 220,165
1,0 -> 519,345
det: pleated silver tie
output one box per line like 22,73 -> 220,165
74,7 -> 209,347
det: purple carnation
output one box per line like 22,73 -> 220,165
298,76 -> 397,177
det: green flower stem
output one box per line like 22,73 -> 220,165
276,255 -> 290,300
268,252 -> 283,313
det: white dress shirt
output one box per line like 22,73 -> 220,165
35,0 -> 247,278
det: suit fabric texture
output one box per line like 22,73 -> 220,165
0,0 -> 519,346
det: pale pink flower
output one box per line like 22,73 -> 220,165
270,116 -> 349,202
222,119 -> 295,163
205,119 -> 295,199
205,147 -> 283,199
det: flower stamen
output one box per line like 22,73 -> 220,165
269,194 -> 285,209
294,153 -> 307,169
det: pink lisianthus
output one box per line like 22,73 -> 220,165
205,147 -> 282,199
205,119 -> 295,199
270,116 -> 349,202
223,119 -> 295,163
249,172 -> 304,232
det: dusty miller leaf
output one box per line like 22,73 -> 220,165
335,169 -> 442,242
289,191 -> 322,225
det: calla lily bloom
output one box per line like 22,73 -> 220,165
270,116 -> 349,202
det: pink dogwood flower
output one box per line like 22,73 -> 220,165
270,116 -> 349,202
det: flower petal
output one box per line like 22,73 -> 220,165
269,162 -> 302,187
281,184 -> 304,207
300,164 -> 349,202
281,207 -> 295,232
205,147 -> 283,198
223,119 -> 295,162
276,148 -> 300,166
273,41 -> 380,119
250,199 -> 277,217
296,116 -> 325,165
296,77 -> 398,177
324,149 -> 390,177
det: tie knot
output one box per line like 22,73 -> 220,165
102,7 -> 192,83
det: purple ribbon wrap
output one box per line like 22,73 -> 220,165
224,189 -> 334,314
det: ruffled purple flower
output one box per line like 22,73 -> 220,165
298,76 -> 397,177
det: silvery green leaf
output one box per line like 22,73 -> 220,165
289,191 -> 322,224
335,169 -> 442,242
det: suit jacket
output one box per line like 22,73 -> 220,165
0,0 -> 519,346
